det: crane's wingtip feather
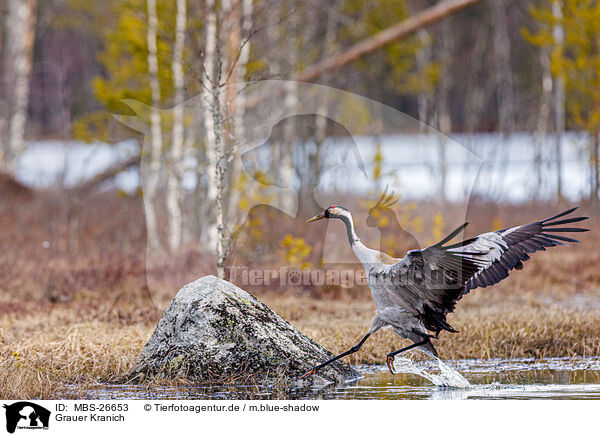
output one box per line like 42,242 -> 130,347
541,206 -> 581,223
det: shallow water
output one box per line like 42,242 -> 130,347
78,356 -> 600,400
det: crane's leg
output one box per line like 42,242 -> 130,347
386,338 -> 432,375
299,333 -> 371,380
300,316 -> 386,380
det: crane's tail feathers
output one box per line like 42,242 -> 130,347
422,305 -> 458,334
420,340 -> 439,358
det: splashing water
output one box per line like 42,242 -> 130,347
391,357 -> 470,388
74,356 -> 600,399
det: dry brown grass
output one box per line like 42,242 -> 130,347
1,183 -> 598,399
266,292 -> 600,365
3,287 -> 600,399
0,315 -> 147,399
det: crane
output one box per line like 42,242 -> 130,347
300,200 -> 589,378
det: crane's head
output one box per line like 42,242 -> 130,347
306,205 -> 349,223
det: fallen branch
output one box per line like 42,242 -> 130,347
295,0 -> 482,83
245,0 -> 482,108
73,155 -> 139,197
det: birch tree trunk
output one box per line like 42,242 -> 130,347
436,20 -> 453,203
416,29 -> 431,132
0,0 -> 3,166
534,47 -> 552,198
279,10 -> 298,213
166,0 -> 186,252
202,0 -> 218,251
280,79 -> 297,213
202,0 -> 252,277
145,0 -> 163,253
264,4 -> 298,213
491,0 -> 514,134
212,80 -> 227,279
203,4 -> 227,277
308,3 -> 337,208
227,0 -> 253,223
265,6 -> 281,181
464,25 -> 487,134
552,0 -> 565,201
593,133 -> 600,204
1,0 -> 36,173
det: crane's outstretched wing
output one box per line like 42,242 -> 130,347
378,207 -> 589,334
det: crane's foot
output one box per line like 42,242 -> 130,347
386,355 -> 395,375
299,367 -> 317,380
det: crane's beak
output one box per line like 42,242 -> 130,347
306,212 -> 326,223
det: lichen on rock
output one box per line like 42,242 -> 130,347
124,275 -> 359,385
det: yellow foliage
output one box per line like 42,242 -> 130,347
492,217 -> 503,231
342,0 -> 431,97
11,352 -> 22,369
397,210 -> 410,227
236,171 -> 275,217
373,142 -> 383,182
280,234 -> 312,268
336,94 -> 372,135
409,216 -> 424,234
377,216 -> 390,228
73,0 -> 178,142
525,0 -> 600,137
431,213 -> 445,244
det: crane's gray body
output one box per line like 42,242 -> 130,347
351,239 -> 438,356
327,205 -> 589,358
302,204 -> 587,377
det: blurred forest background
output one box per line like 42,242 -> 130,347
3,0 -> 598,140
1,0 -> 599,293
0,0 -> 599,288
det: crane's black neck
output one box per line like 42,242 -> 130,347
337,214 -> 359,246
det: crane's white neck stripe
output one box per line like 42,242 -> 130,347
337,211 -> 359,245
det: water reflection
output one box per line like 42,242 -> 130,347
76,356 -> 600,400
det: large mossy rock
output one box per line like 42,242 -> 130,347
126,275 -> 359,385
